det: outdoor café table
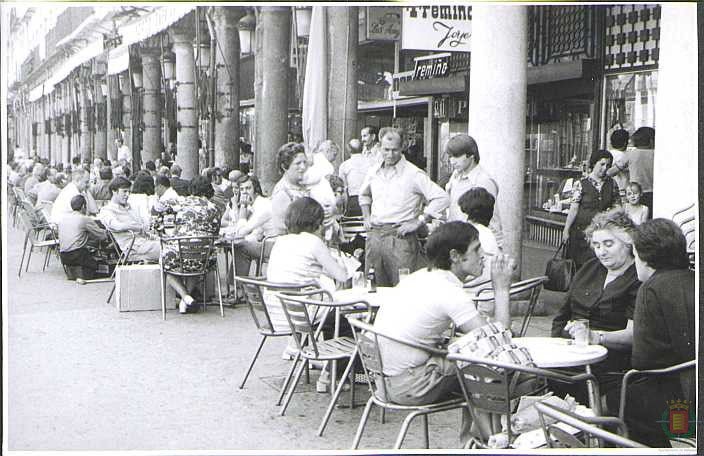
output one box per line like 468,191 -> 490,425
512,337 -> 607,414
333,286 -> 395,309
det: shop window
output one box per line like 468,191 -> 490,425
603,70 -> 657,136
524,99 -> 593,246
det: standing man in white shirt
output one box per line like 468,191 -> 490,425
116,138 -> 131,164
360,125 -> 382,163
338,138 -> 372,217
358,127 -> 449,286
444,134 -> 503,247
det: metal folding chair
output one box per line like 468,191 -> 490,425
235,276 -> 317,391
105,230 -> 138,304
17,202 -> 59,277
447,351 -> 602,448
346,318 -> 467,450
535,401 -> 647,448
159,235 -> 224,320
467,275 -> 548,337
274,291 -> 372,434
672,204 -> 696,269
618,359 -> 695,447
340,215 -> 367,241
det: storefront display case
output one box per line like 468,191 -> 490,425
524,98 -> 593,246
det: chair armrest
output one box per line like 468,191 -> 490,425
447,352 -> 600,387
618,360 -> 695,421
534,402 -> 646,447
347,317 -> 448,357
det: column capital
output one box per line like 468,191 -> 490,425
170,26 -> 195,46
139,46 -> 162,62
210,6 -> 247,25
259,6 -> 291,14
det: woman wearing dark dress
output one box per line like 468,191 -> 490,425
562,150 -> 621,270
551,208 -> 640,405
614,219 -> 695,447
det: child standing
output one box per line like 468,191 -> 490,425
624,182 -> 649,225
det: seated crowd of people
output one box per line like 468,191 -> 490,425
7,124 -> 694,448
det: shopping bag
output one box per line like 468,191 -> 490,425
544,242 -> 575,292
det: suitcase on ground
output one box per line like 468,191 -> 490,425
115,264 -> 177,312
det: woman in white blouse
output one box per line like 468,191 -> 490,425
265,197 -> 348,331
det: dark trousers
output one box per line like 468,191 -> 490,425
365,226 -> 426,287
60,248 -> 98,279
344,195 -> 362,217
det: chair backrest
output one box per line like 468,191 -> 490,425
340,216 -> 367,240
275,292 -> 322,356
159,235 -> 217,274
347,317 -> 447,405
454,360 -> 545,444
534,402 -> 647,448
235,276 -> 316,335
256,235 -> 279,275
471,276 -> 548,337
672,203 -> 695,249
13,186 -> 27,203
619,360 -> 695,423
447,351 -> 601,446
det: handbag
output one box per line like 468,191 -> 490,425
544,242 -> 575,292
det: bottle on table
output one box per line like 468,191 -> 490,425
368,267 -> 377,293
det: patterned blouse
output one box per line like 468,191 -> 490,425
570,176 -> 620,205
161,196 -> 221,272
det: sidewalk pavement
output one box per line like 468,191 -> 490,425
5,223 -> 562,451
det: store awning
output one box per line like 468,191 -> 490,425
107,46 -> 129,75
49,40 -> 104,88
398,74 -> 467,97
28,82 -> 55,102
107,6 -> 195,75
527,59 -> 597,85
358,96 -> 432,113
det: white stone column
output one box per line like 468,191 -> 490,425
255,6 -> 290,193
140,47 -> 163,163
171,28 -> 199,179
467,5 -> 527,271
212,7 -> 246,169
327,6 -> 358,169
652,4 -> 697,219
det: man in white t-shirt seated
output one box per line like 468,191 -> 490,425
372,221 -> 515,440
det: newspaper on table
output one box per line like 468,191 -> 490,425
448,321 -> 535,372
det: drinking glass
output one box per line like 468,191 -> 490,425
572,319 -> 590,346
352,271 -> 367,289
398,268 -> 410,283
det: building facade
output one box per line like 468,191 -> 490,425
4,4 -> 698,263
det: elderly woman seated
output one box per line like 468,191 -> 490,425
551,207 -> 640,405
614,219 -> 695,447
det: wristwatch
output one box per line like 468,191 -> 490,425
597,331 -> 606,345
